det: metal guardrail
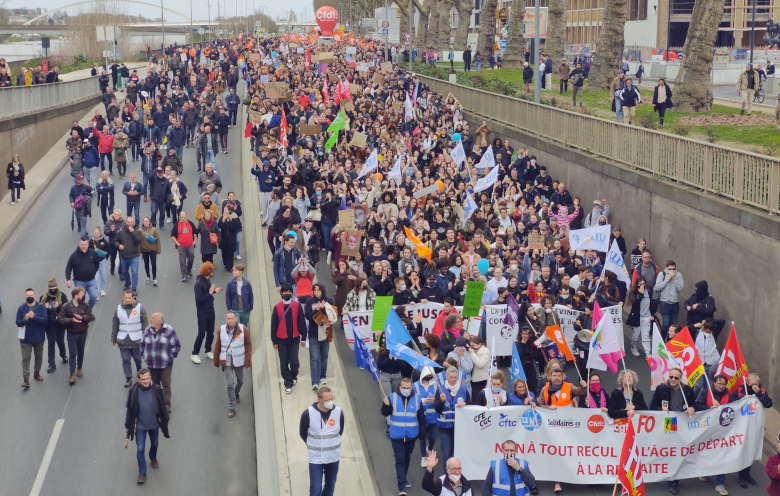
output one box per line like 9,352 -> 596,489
0,77 -> 101,120
417,75 -> 780,214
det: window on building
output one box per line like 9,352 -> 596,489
628,0 -> 647,20
450,6 -> 460,28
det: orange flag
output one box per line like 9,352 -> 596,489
545,325 -> 574,362
404,226 -> 431,262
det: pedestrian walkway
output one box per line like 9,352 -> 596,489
58,62 -> 147,83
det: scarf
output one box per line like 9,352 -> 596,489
588,386 -> 607,409
12,162 -> 20,177
445,381 -> 460,394
170,181 -> 181,206
203,217 -> 214,230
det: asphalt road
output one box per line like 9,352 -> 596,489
0,93 -> 258,496
316,262 -> 772,496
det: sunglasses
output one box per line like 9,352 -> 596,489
669,375 -> 681,380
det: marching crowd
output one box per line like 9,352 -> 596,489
7,31 -> 778,496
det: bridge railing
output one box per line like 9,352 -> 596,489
0,76 -> 101,120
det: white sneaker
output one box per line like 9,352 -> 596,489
421,456 -> 427,468
293,379 -> 297,386
205,352 -> 214,360
153,279 -> 158,286
235,254 -> 242,260
700,477 -> 709,482
312,384 -> 319,391
326,252 -> 331,264
100,290 -> 106,297
285,387 -> 292,394
715,485 -> 728,495
320,378 -> 327,385
191,355 -> 201,364
631,347 -> 640,356
10,202 -> 14,206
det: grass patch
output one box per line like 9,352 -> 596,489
17,54 -> 104,74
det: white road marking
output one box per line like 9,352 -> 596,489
29,418 -> 64,496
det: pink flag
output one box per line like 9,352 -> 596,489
592,301 -> 625,373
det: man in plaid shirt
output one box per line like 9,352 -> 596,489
140,312 -> 181,413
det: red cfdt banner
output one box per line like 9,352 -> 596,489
315,6 -> 339,36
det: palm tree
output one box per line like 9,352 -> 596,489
674,0 -> 726,111
545,0 -> 567,61
588,0 -> 627,90
454,0 -> 472,47
502,0 -> 526,68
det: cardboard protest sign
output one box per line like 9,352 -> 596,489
297,47 -> 304,54
311,54 -> 319,63
248,109 -> 265,124
356,63 -> 369,72
381,61 -> 393,73
319,52 -> 334,63
265,82 -> 289,99
340,101 -> 355,111
300,124 -> 322,136
350,132 -> 367,147
248,53 -> 261,61
338,209 -> 355,227
392,101 -> 402,110
372,72 -> 385,85
289,43 -> 299,48
328,73 -> 339,83
527,234 -> 545,250
350,84 -> 361,96
342,230 -> 361,256
252,154 -> 264,166
352,204 -> 367,225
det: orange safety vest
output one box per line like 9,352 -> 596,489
189,48 -> 195,57
542,382 -> 573,407
204,48 -> 211,56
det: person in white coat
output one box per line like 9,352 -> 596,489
212,311 -> 252,418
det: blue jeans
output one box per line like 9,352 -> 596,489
419,423 -> 438,457
127,201 -> 140,225
659,301 -> 679,336
309,338 -> 330,386
475,61 -> 481,71
142,172 -> 149,196
150,200 -> 166,227
228,108 -> 237,125
136,427 -> 159,474
235,231 -> 241,257
175,145 -> 183,159
10,182 -> 21,202
716,474 -> 726,486
321,222 -> 334,252
120,256 -> 140,290
100,152 -> 113,172
230,308 -> 249,326
204,150 -> 217,169
74,278 -> 99,308
615,97 -> 624,122
95,259 -> 108,292
77,215 -> 88,238
439,429 -> 454,474
391,438 -> 416,492
309,461 -> 339,496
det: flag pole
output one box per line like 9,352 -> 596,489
620,354 -> 633,405
611,475 -> 620,496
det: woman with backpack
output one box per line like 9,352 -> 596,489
474,51 -> 483,71
6,154 -> 25,206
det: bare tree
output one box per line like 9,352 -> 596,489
545,0 -> 566,61
673,0 -> 726,112
478,0 -> 498,59
588,0 -> 627,90
454,0 -> 471,48
437,0 -> 452,48
502,0 -> 526,68
427,0 -> 440,48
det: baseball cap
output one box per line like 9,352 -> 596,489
77,174 -> 84,179
304,217 -> 313,222
427,272 -> 437,280
83,139 -> 89,143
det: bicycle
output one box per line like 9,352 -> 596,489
754,81 -> 765,103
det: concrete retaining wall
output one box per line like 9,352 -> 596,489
465,111 -> 780,401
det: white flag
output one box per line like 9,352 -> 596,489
473,165 -> 499,193
388,155 -> 403,183
475,145 -> 495,169
404,92 -> 414,120
604,239 -> 631,286
586,310 -> 624,373
357,148 -> 379,179
450,141 -> 466,166
568,224 -> 611,252
462,192 -> 478,227
649,323 -> 676,390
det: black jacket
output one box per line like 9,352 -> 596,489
649,382 -> 704,412
380,387 -> 428,440
124,382 -> 170,440
422,469 -> 473,496
652,84 -> 673,107
149,174 -> 170,203
607,387 -> 648,418
65,248 -> 101,282
684,281 -> 716,329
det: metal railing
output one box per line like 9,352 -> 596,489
417,75 -> 780,214
0,77 -> 101,120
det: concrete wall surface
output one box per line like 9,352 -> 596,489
0,77 -> 100,119
465,112 -> 780,402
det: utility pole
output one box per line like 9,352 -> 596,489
384,0 -> 388,60
749,0 -> 756,64
665,0 -> 671,61
533,0 -> 540,103
208,0 -> 212,41
408,0 -> 412,71
161,0 -> 165,52
190,0 -> 193,44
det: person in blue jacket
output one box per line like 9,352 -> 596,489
225,264 -> 253,326
17,287 -> 49,388
225,87 -> 240,127
250,160 -> 277,218
482,440 -> 539,495
167,119 -> 187,159
142,118 -> 161,148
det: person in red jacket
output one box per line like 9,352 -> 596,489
270,283 -> 307,394
766,437 -> 780,496
95,125 -> 116,174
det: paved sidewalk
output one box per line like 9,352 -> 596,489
58,62 -> 147,83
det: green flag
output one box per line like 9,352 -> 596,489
328,110 -> 346,133
324,132 -> 338,152
511,149 -> 517,163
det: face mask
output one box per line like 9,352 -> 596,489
49,289 -> 57,295
281,293 -> 292,301
443,213 -> 449,218
599,220 -> 606,225
399,285 -> 407,291
448,474 -> 461,484
531,160 -> 536,164
589,382 -> 601,393
400,388 -> 411,397
428,281 -> 436,288
322,400 -> 334,410
510,264 -> 518,270
26,297 -> 35,304
491,387 -> 502,394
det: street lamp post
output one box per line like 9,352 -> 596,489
161,0 -> 165,53
749,0 -> 756,65
533,0 -> 540,103
408,0 -> 413,72
665,0 -> 671,61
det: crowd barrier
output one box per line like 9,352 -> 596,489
0,77 -> 100,120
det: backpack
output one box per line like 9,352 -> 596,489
74,193 -> 86,210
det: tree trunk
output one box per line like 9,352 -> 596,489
455,0 -> 471,48
673,0 -> 725,112
589,0 -> 627,90
546,0 -> 567,61
502,0 -> 526,68
417,4 -> 430,45
427,0 -> 440,48
478,0 -> 498,58
398,2 -> 409,36
438,0 -> 453,48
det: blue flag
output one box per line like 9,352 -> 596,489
462,192 -> 478,228
511,342 -> 527,385
349,316 -> 379,382
384,310 -> 414,348
389,343 -> 444,372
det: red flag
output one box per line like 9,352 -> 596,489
333,79 -> 341,105
667,326 -> 713,405
715,324 -> 749,393
322,78 -> 328,106
304,49 -> 311,69
340,78 -> 353,100
244,122 -> 253,138
279,107 -> 289,149
617,415 -> 646,496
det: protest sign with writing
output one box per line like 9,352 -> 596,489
265,82 -> 289,99
299,125 -> 322,136
371,297 -> 394,332
527,234 -> 545,250
381,61 -> 393,73
338,209 -> 355,227
462,281 -> 485,318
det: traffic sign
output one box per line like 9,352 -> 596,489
381,28 -> 387,36
381,20 -> 389,28
499,40 -> 506,50
403,32 -> 410,41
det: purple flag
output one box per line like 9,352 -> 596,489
504,294 -> 520,327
